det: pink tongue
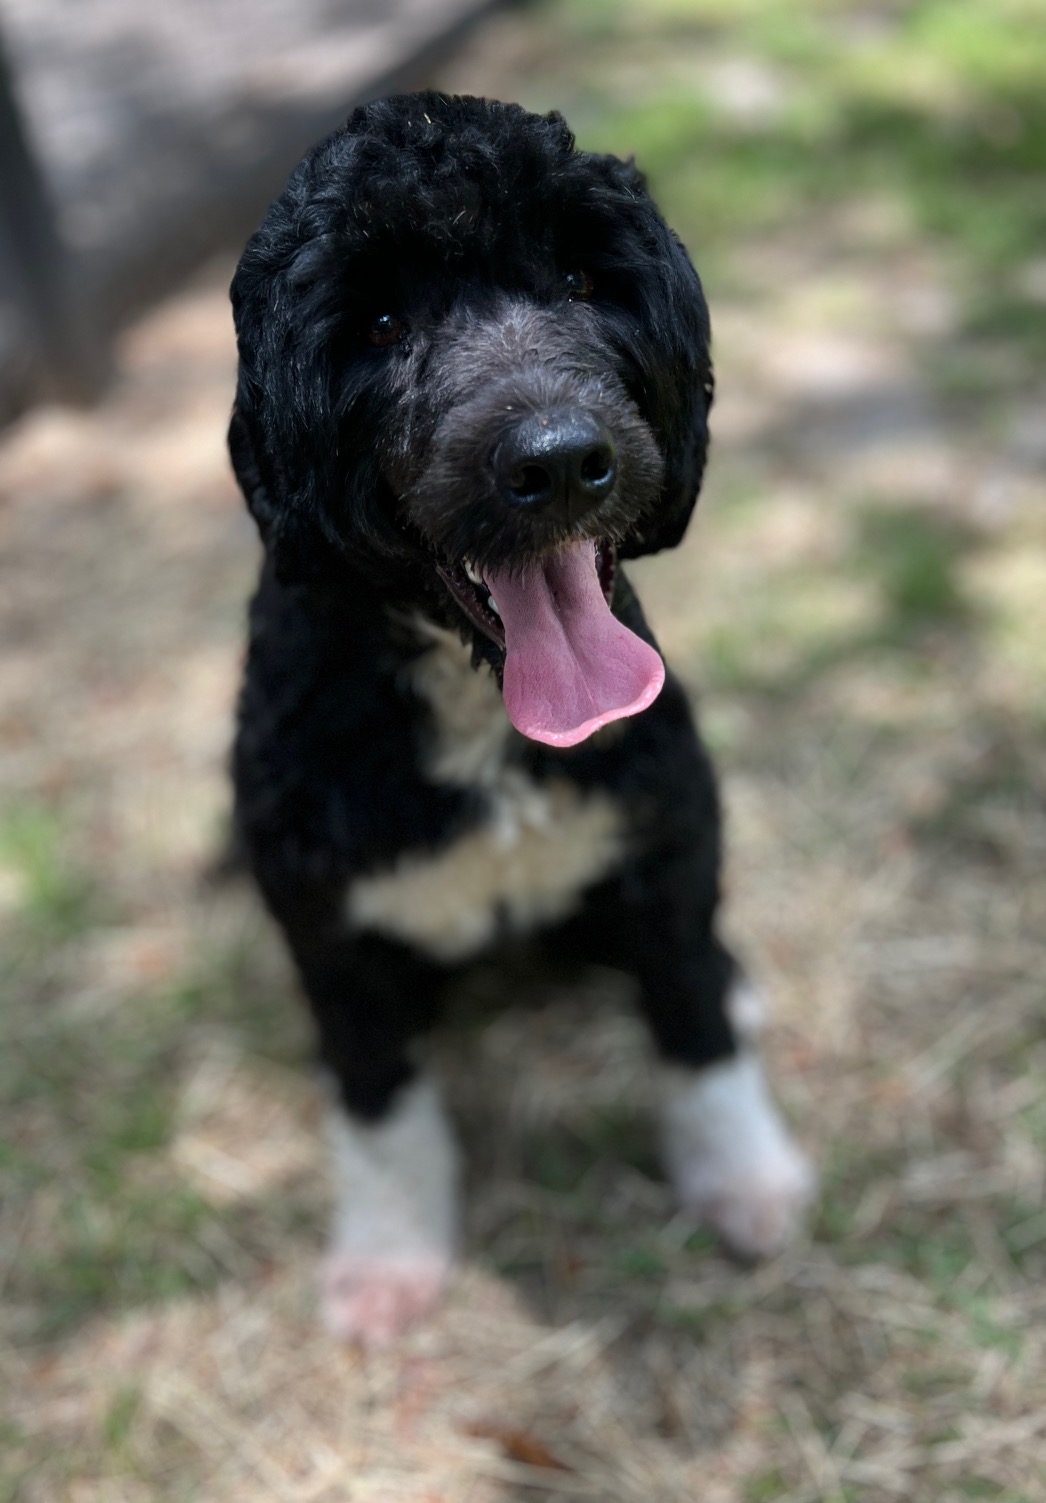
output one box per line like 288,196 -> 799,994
484,542 -> 665,747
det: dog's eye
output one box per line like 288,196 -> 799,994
564,269 -> 594,301
365,313 -> 407,348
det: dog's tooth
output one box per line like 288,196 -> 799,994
464,560 -> 483,585
488,597 -> 500,617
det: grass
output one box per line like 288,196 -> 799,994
0,802 -> 95,953
855,506 -> 973,626
0,0 -> 1044,1498
522,0 -> 1046,394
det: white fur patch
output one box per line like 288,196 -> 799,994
659,1050 -> 816,1260
347,781 -> 623,960
346,622 -> 625,960
322,1075 -> 459,1347
408,618 -> 513,787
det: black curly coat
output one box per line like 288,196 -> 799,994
229,93 -> 742,1124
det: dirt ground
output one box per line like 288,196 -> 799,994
2,6 -> 1045,1501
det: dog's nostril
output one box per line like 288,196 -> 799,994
579,444 -> 615,493
508,463 -> 554,505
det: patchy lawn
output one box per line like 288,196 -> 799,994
1,1 -> 1044,1498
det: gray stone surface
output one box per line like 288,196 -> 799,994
0,0 -> 500,415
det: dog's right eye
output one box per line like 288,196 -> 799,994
365,313 -> 407,348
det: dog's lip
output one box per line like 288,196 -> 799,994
436,558 -> 506,648
436,542 -> 617,651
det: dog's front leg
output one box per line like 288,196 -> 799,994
656,1011 -> 817,1261
287,922 -> 459,1346
321,1071 -> 459,1348
601,842 -> 816,1260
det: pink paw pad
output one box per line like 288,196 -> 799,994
320,1255 -> 450,1348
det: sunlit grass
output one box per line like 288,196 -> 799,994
546,0 -> 1046,371
0,802 -> 94,951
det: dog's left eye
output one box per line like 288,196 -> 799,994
564,269 -> 594,301
365,313 -> 407,348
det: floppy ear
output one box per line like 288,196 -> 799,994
227,208 -> 345,585
227,180 -> 385,582
229,162 -> 411,587
590,157 -> 713,560
623,336 -> 714,559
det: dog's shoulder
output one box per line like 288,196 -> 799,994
234,569 -> 466,880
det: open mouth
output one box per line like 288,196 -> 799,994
436,540 -> 616,651
436,539 -> 664,749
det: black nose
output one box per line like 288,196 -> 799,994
493,409 -> 617,522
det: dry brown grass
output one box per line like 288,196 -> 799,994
2,5 -> 1045,1498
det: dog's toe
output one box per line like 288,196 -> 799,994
320,1254 -> 451,1347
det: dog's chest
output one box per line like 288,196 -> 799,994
345,623 -> 625,962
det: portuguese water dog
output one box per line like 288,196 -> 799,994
229,92 -> 815,1346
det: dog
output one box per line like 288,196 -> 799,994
228,92 -> 814,1347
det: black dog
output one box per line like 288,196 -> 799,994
229,93 -> 813,1345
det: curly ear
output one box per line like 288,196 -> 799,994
228,170 -> 366,586
229,153 -> 407,585
623,346 -> 714,559
585,158 -> 713,560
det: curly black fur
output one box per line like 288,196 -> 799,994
229,93 -> 741,1121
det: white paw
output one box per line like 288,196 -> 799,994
660,1051 -> 816,1261
321,1252 -> 451,1348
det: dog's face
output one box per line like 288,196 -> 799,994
230,93 -> 713,746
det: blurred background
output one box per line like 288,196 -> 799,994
1,2 -> 1044,1499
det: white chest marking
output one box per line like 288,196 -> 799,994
345,622 -> 625,962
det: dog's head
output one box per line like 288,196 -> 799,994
230,93 -> 713,746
